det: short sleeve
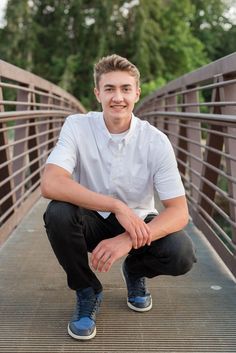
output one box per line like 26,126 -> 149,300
46,116 -> 78,174
153,134 -> 185,200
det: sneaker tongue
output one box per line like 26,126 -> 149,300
130,278 -> 147,296
76,288 -> 97,319
76,287 -> 103,319
130,287 -> 146,296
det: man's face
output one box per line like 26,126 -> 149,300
94,70 -> 140,131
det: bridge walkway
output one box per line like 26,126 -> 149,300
0,198 -> 236,353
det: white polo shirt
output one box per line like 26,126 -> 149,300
46,112 -> 185,219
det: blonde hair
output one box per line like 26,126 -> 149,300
94,54 -> 140,88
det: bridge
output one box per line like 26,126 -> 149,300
0,54 -> 236,352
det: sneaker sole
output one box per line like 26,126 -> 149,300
121,264 -> 152,313
67,324 -> 96,340
127,299 -> 152,312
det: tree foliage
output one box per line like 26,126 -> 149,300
190,0 -> 233,60
0,0 -> 235,109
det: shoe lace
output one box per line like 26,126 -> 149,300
76,293 -> 101,320
129,276 -> 147,297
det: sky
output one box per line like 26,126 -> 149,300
0,0 -> 8,28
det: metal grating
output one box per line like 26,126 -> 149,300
0,198 -> 236,353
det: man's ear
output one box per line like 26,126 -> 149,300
135,87 -> 141,103
94,87 -> 101,103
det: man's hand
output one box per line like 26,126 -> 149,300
91,232 -> 132,272
114,203 -> 151,249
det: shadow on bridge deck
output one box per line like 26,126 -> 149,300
0,198 -> 236,353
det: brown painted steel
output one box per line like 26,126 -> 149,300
0,59 -> 85,243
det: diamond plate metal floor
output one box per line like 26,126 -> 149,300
0,198 -> 236,353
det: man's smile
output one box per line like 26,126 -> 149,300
110,104 -> 126,109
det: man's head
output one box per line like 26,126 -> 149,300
94,54 -> 140,89
93,54 -> 141,133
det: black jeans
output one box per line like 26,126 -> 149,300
43,200 -> 196,293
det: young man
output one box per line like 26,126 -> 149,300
41,54 -> 196,340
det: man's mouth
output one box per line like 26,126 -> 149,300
110,105 -> 126,109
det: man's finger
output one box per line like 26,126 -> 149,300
129,230 -> 138,249
142,223 -> 151,245
136,227 -> 144,248
102,255 -> 115,272
91,248 -> 104,270
147,232 -> 152,246
97,253 -> 111,272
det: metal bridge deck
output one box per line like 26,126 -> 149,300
0,198 -> 236,353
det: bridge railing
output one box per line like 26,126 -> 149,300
135,53 -> 236,277
0,59 -> 86,245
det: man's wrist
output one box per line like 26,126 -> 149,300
111,198 -> 125,214
119,232 -> 133,251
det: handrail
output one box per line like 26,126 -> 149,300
135,52 -> 236,277
0,59 -> 86,245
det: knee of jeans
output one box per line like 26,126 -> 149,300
44,200 -> 77,230
171,239 -> 196,276
172,255 -> 195,276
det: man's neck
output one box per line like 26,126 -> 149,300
103,115 -> 132,134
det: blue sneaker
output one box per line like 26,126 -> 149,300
121,261 -> 152,312
67,287 -> 103,340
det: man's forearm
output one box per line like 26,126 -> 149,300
90,198 -> 189,273
147,204 -> 189,242
41,170 -> 121,213
41,165 -> 150,249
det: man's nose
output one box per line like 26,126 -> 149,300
112,90 -> 123,102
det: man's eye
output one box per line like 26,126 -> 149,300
105,88 -> 113,91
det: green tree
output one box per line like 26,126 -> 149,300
190,0 -> 233,60
214,23 -> 236,58
1,0 -> 234,108
0,0 -> 37,71
158,0 -> 207,80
